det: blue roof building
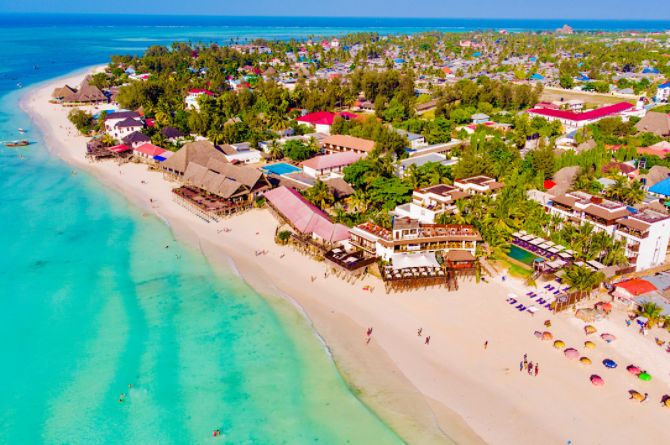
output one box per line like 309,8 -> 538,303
649,177 -> 670,197
642,67 -> 660,74
530,73 -> 545,81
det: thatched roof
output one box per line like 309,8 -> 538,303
75,76 -> 106,102
635,112 -> 670,137
183,163 -> 243,199
161,140 -> 229,175
643,165 -> 670,187
205,158 -> 263,189
52,85 -> 78,100
550,166 -> 581,196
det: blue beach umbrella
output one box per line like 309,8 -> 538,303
603,359 -> 617,369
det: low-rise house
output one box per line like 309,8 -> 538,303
295,111 -> 358,134
220,143 -> 263,164
105,111 -> 143,139
471,113 -> 490,124
394,184 -> 468,223
395,129 -> 426,148
300,151 -> 365,178
122,131 -> 151,149
656,82 -> 670,102
185,89 -> 214,111
649,177 -> 670,199
133,143 -> 167,163
397,153 -> 454,177
454,175 -> 504,195
321,134 -> 375,155
161,127 -> 185,142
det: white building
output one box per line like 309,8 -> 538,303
394,184 -> 468,223
536,190 -> 670,271
656,82 -> 670,102
527,102 -> 636,132
185,89 -> 214,111
220,143 -> 263,165
104,111 -> 143,139
453,175 -> 504,195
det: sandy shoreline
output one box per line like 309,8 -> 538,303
21,70 -> 670,445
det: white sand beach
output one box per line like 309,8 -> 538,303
22,70 -> 670,445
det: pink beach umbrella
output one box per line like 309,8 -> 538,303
590,375 -> 605,386
564,348 -> 580,360
627,365 -> 642,376
600,333 -> 616,343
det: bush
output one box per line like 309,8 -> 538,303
68,109 -> 93,134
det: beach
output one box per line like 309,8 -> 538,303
23,70 -> 670,444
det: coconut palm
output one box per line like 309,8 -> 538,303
267,140 -> 284,161
305,180 -> 334,210
349,189 -> 371,213
635,301 -> 664,328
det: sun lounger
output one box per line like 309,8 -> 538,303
544,285 -> 551,289
527,306 -> 538,315
526,291 -> 533,296
516,304 -> 527,311
506,297 -> 517,304
553,290 -> 560,295
536,298 -> 547,305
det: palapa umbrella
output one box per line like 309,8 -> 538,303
663,397 -> 670,408
638,372 -> 652,382
603,359 -> 618,369
584,341 -> 596,349
553,339 -> 565,349
629,390 -> 644,401
600,302 -> 612,313
580,357 -> 592,365
564,348 -> 580,359
542,331 -> 553,341
626,365 -> 642,376
601,333 -> 616,343
534,331 -> 543,339
590,375 -> 604,386
584,325 -> 597,335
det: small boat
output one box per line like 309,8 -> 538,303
16,82 -> 22,88
18,128 -> 27,134
4,140 -> 30,147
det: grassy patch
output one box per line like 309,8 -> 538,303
651,104 -> 670,113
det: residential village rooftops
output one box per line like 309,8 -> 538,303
300,151 -> 365,171
296,111 -> 358,126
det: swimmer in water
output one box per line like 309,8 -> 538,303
118,393 -> 125,403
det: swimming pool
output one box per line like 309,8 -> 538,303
507,245 -> 544,266
262,162 -> 301,175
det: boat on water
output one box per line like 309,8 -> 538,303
18,128 -> 27,133
4,140 -> 30,147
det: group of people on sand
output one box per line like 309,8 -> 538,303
254,249 -> 268,256
519,353 -> 539,377
216,227 -> 232,234
417,327 -> 431,345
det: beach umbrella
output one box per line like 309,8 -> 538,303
626,365 -> 642,376
580,357 -> 592,365
603,359 -> 618,369
600,302 -> 612,313
542,331 -> 553,341
663,397 -> 670,408
590,375 -> 605,386
584,341 -> 596,349
639,372 -> 652,382
584,325 -> 597,335
564,348 -> 579,359
534,331 -> 543,339
629,390 -> 644,401
553,340 -> 565,349
600,333 -> 616,343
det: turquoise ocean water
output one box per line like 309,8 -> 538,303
1,15 -> 669,444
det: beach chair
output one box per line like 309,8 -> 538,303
506,297 -> 517,304
516,304 -> 527,311
544,284 -> 551,289
527,306 -> 538,316
536,298 -> 547,305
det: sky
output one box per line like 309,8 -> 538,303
0,0 -> 668,20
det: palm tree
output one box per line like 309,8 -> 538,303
349,189 -> 371,213
563,265 -> 604,301
305,180 -> 334,210
268,140 -> 284,161
635,301 -> 664,328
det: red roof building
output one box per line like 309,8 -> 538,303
133,143 -> 167,159
528,102 -> 634,130
614,279 -> 657,299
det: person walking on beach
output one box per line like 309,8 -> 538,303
484,340 -> 488,350
534,363 -> 539,377
417,328 -> 423,337
520,361 -> 523,372
366,327 -> 373,337
425,336 -> 431,345
528,362 -> 533,375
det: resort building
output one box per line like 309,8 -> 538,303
321,134 -> 375,155
264,186 -> 350,247
295,111 -> 358,134
300,151 -> 365,178
395,129 -> 427,149
539,190 -> 670,271
349,217 -> 481,262
122,131 -> 151,149
527,102 -> 636,132
656,82 -> 670,103
394,184 -> 468,223
105,111 -> 143,139
634,112 -> 670,137
51,76 -> 106,105
161,140 -> 230,178
453,175 -> 504,195
173,158 -> 271,220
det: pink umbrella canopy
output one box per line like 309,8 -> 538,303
627,365 -> 642,375
564,348 -> 580,359
590,375 -> 605,386
601,333 -> 616,342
